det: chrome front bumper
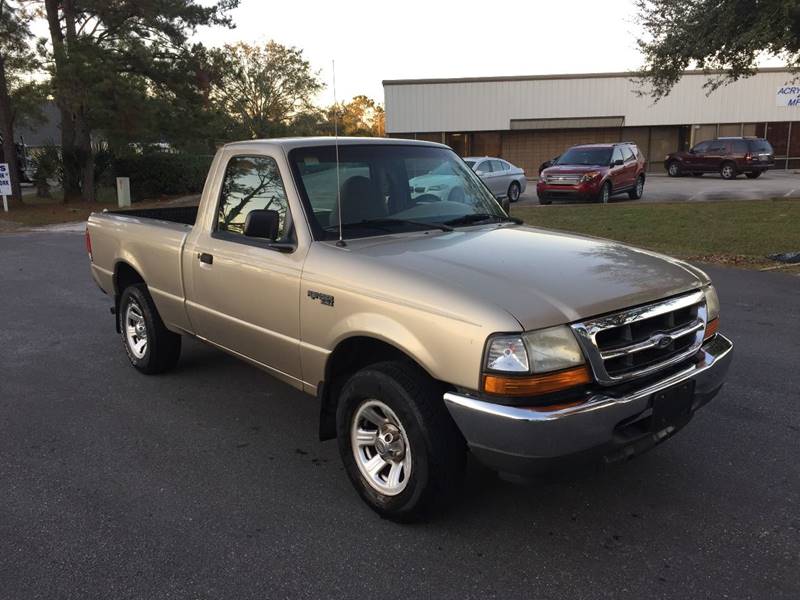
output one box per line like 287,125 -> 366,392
444,334 -> 733,475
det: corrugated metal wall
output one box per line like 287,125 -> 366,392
385,70 -> 799,133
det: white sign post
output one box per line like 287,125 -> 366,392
0,163 -> 12,212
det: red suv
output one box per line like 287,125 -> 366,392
536,142 -> 646,205
665,137 -> 775,179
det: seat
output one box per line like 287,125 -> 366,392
338,175 -> 387,224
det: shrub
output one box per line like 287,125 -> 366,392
32,145 -> 63,198
112,153 -> 214,201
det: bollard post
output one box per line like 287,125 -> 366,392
116,177 -> 131,208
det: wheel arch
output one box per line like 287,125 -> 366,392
317,335 -> 445,441
112,261 -> 146,332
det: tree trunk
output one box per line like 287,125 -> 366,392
0,56 -> 23,207
45,0 -> 86,202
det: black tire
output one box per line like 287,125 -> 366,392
628,175 -> 645,200
720,162 -> 738,180
745,171 -> 762,179
507,181 -> 521,202
666,161 -> 682,177
119,284 -> 181,374
336,361 -> 466,522
597,181 -> 611,203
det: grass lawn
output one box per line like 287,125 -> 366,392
0,188 -> 197,229
511,199 -> 800,269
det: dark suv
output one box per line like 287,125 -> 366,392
665,137 -> 775,180
536,142 -> 646,204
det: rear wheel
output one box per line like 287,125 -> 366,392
507,181 -> 521,202
745,171 -> 762,179
119,284 -> 181,374
720,162 -> 738,180
667,161 -> 681,177
336,361 -> 466,522
628,175 -> 645,200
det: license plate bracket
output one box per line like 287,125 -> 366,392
651,380 -> 695,431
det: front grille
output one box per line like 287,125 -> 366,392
571,290 -> 707,385
545,174 -> 581,185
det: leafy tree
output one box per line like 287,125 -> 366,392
636,0 -> 800,99
326,95 -> 385,137
38,0 -> 239,201
0,0 -> 36,205
210,41 -> 324,138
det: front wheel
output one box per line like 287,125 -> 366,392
336,361 -> 466,522
720,162 -> 738,180
628,175 -> 645,200
507,181 -> 521,202
667,161 -> 681,177
597,181 -> 611,203
119,284 -> 181,374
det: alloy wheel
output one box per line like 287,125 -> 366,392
350,399 -> 412,496
125,300 -> 148,359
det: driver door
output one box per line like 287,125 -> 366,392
183,153 -> 305,382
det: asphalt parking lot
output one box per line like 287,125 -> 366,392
518,169 -> 800,205
2,229 -> 799,599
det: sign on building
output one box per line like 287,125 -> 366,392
777,86 -> 800,107
0,163 -> 12,196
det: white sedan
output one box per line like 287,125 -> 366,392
465,156 -> 527,202
409,157 -> 527,203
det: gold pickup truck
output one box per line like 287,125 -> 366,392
86,137 -> 733,521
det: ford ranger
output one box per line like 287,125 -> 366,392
86,138 -> 733,521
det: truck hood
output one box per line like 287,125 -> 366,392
340,225 -> 707,330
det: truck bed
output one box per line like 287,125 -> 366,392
109,205 -> 199,226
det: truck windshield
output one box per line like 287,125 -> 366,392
556,147 -> 613,166
289,144 -> 506,240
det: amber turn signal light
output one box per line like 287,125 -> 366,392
704,317 -> 719,340
482,365 -> 592,397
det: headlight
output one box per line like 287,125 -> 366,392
704,284 -> 720,322
524,326 -> 585,372
580,171 -> 601,183
484,326 -> 584,374
538,174 -> 547,183
485,335 -> 529,372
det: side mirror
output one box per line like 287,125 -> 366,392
689,148 -> 696,154
244,209 -> 280,240
612,159 -> 624,167
500,197 -> 511,213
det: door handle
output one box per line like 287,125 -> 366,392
198,252 -> 213,265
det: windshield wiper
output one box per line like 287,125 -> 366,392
444,213 -> 522,227
327,218 -> 453,233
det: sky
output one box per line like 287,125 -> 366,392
195,0 -> 647,105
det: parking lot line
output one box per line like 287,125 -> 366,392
784,188 -> 796,197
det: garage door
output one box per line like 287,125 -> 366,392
501,128 -> 622,175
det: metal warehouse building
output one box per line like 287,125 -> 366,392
384,68 -> 800,175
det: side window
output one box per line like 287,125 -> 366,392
692,141 -> 710,153
733,140 -> 748,153
612,147 -> 624,163
476,160 -> 493,173
217,156 -> 291,239
491,160 -> 508,171
621,145 -> 635,162
707,141 -> 727,153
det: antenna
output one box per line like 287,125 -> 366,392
332,60 -> 345,247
